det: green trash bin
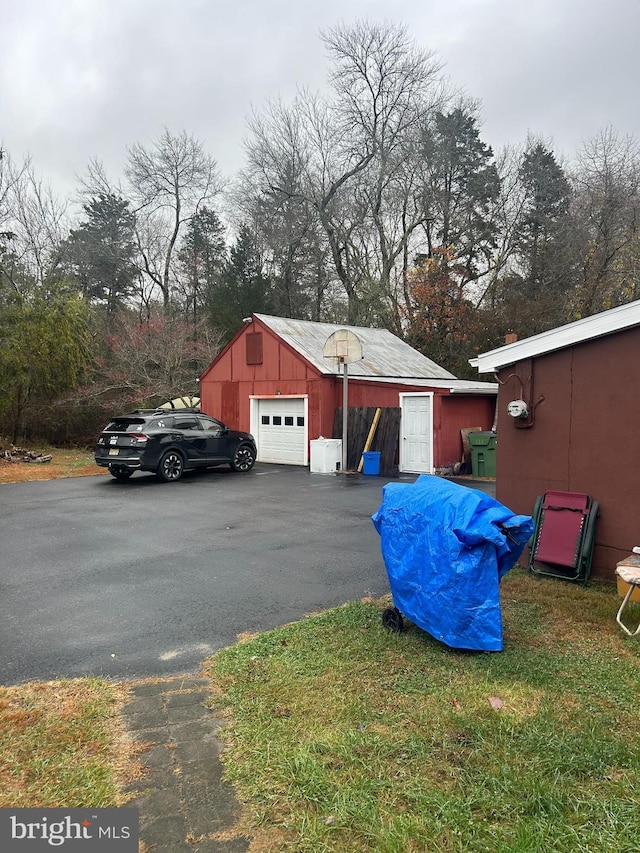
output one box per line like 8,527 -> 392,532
468,431 -> 497,478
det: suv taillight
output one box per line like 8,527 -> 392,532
128,433 -> 149,445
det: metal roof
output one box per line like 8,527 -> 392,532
254,314 -> 457,380
470,299 -> 640,374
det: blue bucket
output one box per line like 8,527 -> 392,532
362,451 -> 381,475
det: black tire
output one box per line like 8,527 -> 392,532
382,607 -> 404,633
109,467 -> 133,480
230,444 -> 256,472
157,450 -> 185,482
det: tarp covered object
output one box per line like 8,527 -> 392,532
372,476 -> 534,651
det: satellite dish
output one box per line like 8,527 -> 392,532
323,329 -> 363,364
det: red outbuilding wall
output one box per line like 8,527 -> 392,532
495,325 -> 640,579
438,395 -> 497,466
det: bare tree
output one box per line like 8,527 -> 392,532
79,157 -> 116,199
242,21 -> 447,325
125,129 -> 223,308
0,146 -> 26,293
472,143 -> 529,310
229,162 -> 336,321
570,127 -> 640,314
0,151 -> 70,292
74,310 -> 224,409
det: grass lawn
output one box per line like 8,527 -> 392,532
0,679 -> 142,808
206,573 -> 640,853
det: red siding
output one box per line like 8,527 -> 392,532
495,325 -> 640,579
438,395 -> 496,466
220,381 -> 239,427
337,381 -> 407,409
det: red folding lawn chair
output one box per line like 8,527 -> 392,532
529,490 -> 599,583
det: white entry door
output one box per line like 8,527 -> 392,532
254,397 -> 307,465
400,394 -> 434,474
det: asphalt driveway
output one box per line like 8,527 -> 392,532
0,465 -> 402,684
0,465 -> 496,686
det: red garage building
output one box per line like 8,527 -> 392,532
199,314 -> 497,474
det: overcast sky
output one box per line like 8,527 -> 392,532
2,0 -> 639,199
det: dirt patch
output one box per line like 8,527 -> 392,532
0,447 -> 107,484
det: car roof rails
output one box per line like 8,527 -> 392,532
127,407 -> 201,416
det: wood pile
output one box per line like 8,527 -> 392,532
1,446 -> 52,464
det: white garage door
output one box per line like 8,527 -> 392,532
256,398 -> 307,465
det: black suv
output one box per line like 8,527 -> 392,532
95,409 -> 257,482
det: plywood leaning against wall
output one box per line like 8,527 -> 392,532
332,407 -> 401,475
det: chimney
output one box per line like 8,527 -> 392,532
505,332 -> 518,344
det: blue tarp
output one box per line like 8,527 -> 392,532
372,476 -> 534,652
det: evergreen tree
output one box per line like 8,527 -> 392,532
421,107 -> 501,283
499,143 -> 574,335
0,296 -> 92,442
519,144 -> 571,240
518,144 -> 572,290
406,107 -> 500,371
58,193 -> 138,320
209,225 -> 273,340
176,206 -> 227,328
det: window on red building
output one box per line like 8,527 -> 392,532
246,332 -> 263,365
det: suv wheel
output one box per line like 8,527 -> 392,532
109,467 -> 133,480
157,450 -> 185,482
231,444 -> 256,472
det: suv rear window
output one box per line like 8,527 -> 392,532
105,418 -> 147,431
